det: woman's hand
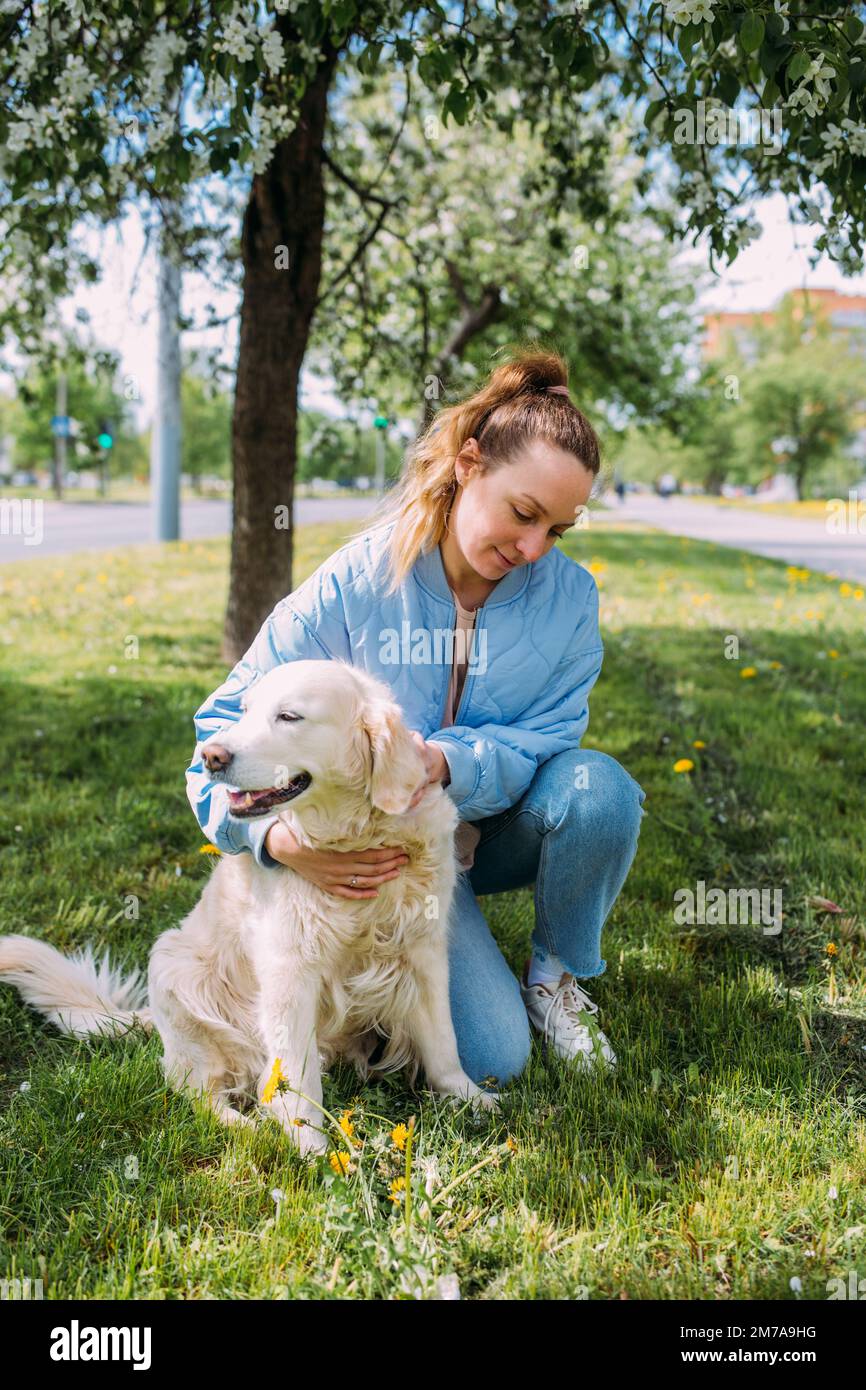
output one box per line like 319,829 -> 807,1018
405,732 -> 450,810
265,821 -> 410,899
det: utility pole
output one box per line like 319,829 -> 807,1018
151,218 -> 182,541
373,414 -> 388,496
51,372 -> 68,500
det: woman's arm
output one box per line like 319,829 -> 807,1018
428,579 -> 603,821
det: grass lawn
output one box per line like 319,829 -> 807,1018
0,523 -> 864,1300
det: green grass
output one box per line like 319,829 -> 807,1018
1,524 -> 865,1299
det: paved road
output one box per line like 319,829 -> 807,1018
0,496 -> 379,562
593,494 -> 866,585
3,491 -> 865,586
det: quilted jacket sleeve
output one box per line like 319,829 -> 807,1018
185,572 -> 349,868
427,577 -> 604,822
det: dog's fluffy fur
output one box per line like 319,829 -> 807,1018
0,660 -> 497,1156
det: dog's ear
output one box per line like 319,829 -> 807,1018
361,695 -> 427,814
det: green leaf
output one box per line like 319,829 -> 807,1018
759,41 -> 790,78
844,16 -> 864,42
357,41 -> 383,76
442,83 -> 471,126
849,61 -> 866,90
678,20 -> 702,62
740,13 -> 764,54
762,77 -> 780,107
786,51 -> 811,84
715,69 -> 739,107
644,97 -> 667,129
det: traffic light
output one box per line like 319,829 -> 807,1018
97,420 -> 114,450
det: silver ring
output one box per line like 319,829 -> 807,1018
351,876 -> 357,886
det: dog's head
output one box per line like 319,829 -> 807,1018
200,659 -> 429,821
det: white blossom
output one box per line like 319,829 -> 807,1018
215,7 -> 259,64
261,28 -> 286,75
664,0 -> 716,25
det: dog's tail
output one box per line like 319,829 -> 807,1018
0,934 -> 153,1038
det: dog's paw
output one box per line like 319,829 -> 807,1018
470,1088 -> 501,1113
435,1074 -> 501,1115
279,1115 -> 330,1159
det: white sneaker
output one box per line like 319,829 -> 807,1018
520,964 -> 617,1071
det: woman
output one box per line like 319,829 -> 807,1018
186,347 -> 646,1091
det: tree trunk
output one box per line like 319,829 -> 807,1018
223,41 -> 340,665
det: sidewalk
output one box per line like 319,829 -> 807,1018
593,494 -> 866,585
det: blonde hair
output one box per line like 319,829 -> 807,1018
347,346 -> 601,597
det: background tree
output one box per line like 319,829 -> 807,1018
2,2 -> 864,657
313,77 -> 702,445
181,354 -> 233,491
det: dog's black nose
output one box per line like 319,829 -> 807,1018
202,743 -> 232,774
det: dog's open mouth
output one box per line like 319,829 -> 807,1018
226,773 -> 312,817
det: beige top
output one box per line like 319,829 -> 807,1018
442,590 -> 483,872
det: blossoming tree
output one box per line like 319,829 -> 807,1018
1,0 -> 864,657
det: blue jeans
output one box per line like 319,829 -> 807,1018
447,749 -> 647,1089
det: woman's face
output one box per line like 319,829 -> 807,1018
449,436 -> 594,582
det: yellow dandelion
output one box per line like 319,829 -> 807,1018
692,740 -> 706,749
74,583 -> 86,594
825,942 -> 838,957
769,660 -> 782,670
773,597 -> 783,609
339,1109 -> 362,1148
505,1136 -> 519,1152
122,594 -> 136,606
390,1122 -> 409,1151
829,650 -> 839,659
199,844 -> 221,855
330,1150 -> 353,1176
388,1176 -> 407,1203
673,758 -> 694,774
839,582 -> 852,597
855,588 -> 864,601
261,1056 -> 286,1105
97,572 -> 108,584
740,667 -> 757,679
587,559 -> 606,576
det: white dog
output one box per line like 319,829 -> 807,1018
0,660 -> 497,1157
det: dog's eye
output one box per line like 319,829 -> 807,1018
276,711 -> 303,722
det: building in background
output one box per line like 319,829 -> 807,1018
703,287 -> 866,360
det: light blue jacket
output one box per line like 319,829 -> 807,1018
185,518 -> 604,868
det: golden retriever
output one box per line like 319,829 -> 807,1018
0,660 -> 498,1157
